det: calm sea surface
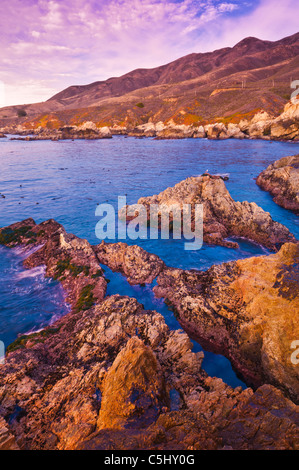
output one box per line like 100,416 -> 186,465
1,135 -> 298,387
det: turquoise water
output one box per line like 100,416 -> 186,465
0,135 -> 298,387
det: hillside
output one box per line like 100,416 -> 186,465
1,32 -> 299,129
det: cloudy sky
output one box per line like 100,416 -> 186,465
0,0 -> 298,106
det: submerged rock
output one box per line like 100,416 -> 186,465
120,174 -> 295,250
256,155 -> 299,213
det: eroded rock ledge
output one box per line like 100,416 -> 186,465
256,155 -> 299,213
93,239 -> 299,404
95,240 -> 165,285
121,174 -> 295,250
0,218 -> 107,310
0,219 -> 298,450
154,243 -> 299,403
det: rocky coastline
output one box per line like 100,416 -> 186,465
1,101 -> 299,142
0,217 -> 298,450
0,215 -> 298,450
92,238 -> 299,402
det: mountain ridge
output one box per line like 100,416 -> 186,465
1,31 -> 299,128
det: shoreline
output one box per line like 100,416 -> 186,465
0,217 -> 298,449
1,102 -> 299,142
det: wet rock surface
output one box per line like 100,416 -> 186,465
121,174 -> 295,250
0,219 -> 298,450
256,155 -> 299,213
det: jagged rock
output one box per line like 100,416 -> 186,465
256,155 -> 299,213
121,174 -> 295,250
193,125 -> 206,138
0,219 -> 107,310
0,219 -> 298,450
94,241 -> 165,284
268,101 -> 299,140
238,119 -> 250,133
0,294 -> 205,450
153,242 -> 299,402
248,120 -> 271,138
278,100 -> 299,121
97,336 -> 169,430
226,123 -> 246,139
270,120 -> 299,140
251,111 -> 273,124
205,123 -> 227,139
0,417 -> 19,450
79,382 -> 299,450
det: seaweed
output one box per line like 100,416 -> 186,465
75,284 -> 95,312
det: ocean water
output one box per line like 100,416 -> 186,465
0,135 -> 298,387
0,244 -> 69,347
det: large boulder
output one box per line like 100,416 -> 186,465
97,336 -> 169,430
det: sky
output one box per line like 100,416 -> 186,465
0,0 -> 298,107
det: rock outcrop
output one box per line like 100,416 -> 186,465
1,289 -> 298,450
120,174 -> 295,250
0,218 -> 107,310
269,100 -> 299,140
8,124 -> 112,141
0,219 -> 298,450
97,336 -> 169,431
95,241 -> 165,284
256,155 -> 299,213
153,242 -> 299,402
0,418 -> 19,450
